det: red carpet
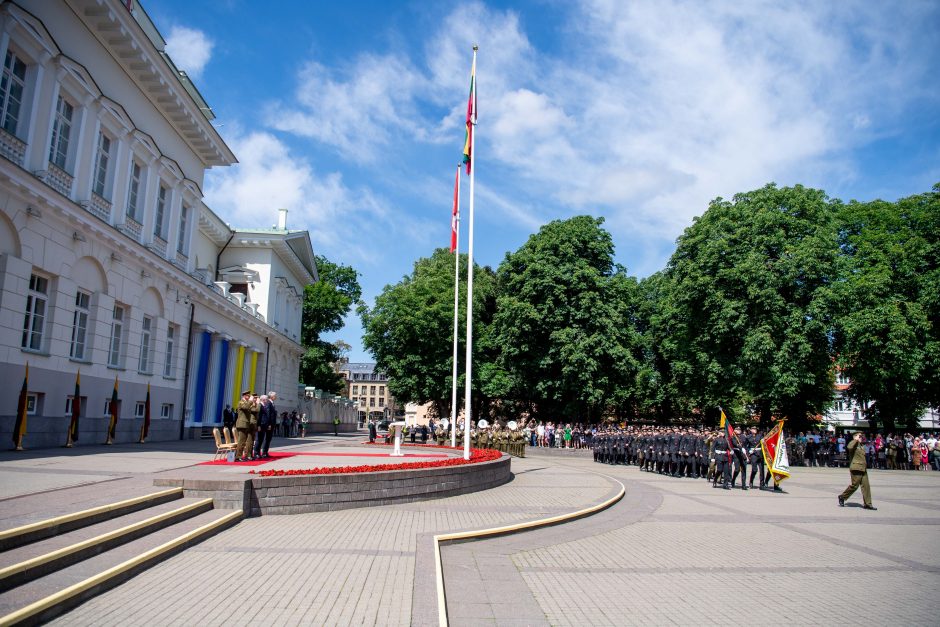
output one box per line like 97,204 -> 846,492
198,450 -> 449,466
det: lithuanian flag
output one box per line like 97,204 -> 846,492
13,363 -> 28,450
462,54 -> 476,174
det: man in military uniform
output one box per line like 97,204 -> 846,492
839,432 -> 876,510
235,390 -> 259,462
746,426 -> 766,488
712,428 -> 732,489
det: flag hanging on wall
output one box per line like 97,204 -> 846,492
13,363 -> 28,451
106,376 -> 119,444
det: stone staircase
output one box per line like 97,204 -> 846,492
0,487 -> 241,625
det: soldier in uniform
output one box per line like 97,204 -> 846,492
729,426 -> 748,490
235,390 -> 259,462
712,429 -> 732,489
746,426 -> 766,488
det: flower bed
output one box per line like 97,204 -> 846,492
252,447 -> 501,477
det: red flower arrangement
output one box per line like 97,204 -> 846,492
252,448 -> 501,477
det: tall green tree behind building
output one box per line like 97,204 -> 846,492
300,255 -> 362,394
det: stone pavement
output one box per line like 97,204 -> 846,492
3,439 -> 937,626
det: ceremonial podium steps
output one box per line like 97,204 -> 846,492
0,488 -> 241,625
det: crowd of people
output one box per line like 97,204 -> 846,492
789,431 -> 940,471
220,390 -> 310,462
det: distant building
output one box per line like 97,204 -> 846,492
338,362 -> 399,423
0,0 -> 315,447
826,370 -> 939,431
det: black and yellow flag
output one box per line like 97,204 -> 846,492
139,383 -> 151,443
106,376 -> 119,444
13,363 -> 28,450
67,370 -> 81,446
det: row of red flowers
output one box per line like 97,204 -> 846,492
251,447 -> 501,477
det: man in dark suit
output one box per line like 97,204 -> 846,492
839,432 -> 876,510
254,391 -> 277,459
368,419 -> 377,443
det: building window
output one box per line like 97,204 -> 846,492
65,395 -> 86,416
139,315 -> 154,373
93,132 -> 112,198
154,184 -> 168,238
135,401 -> 146,418
160,403 -> 172,419
70,290 -> 91,360
379,386 -> 385,397
352,385 -> 358,395
0,49 -> 27,136
177,205 -> 188,253
25,392 -> 39,415
370,385 -> 376,395
127,161 -> 142,221
21,273 -> 49,351
108,305 -> 125,367
370,398 -> 375,407
49,94 -> 74,170
378,397 -> 384,407
164,324 -> 176,378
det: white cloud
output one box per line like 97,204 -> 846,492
203,128 -> 433,266
165,26 -> 214,79
255,0 -> 938,268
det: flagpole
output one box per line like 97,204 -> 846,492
463,45 -> 477,461
450,164 -> 461,448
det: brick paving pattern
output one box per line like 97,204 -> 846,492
2,437 -> 935,625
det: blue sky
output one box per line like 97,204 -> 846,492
147,0 -> 940,363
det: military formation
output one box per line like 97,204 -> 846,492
592,425 -> 782,491
431,423 -> 527,457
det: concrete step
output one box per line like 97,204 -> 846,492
0,488 -> 184,552
0,507 -> 241,625
0,497 -> 213,591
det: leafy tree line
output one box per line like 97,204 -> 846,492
358,183 -> 939,432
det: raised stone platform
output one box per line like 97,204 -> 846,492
152,442 -> 512,516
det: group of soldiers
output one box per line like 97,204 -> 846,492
430,423 -> 528,457
592,425 -> 782,491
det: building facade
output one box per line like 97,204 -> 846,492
339,362 -> 399,424
825,370 -> 940,431
0,0 -> 314,448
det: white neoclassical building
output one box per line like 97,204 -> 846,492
0,0 -> 315,447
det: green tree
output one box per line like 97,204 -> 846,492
661,184 -> 838,429
831,187 -> 940,431
489,216 -> 641,422
359,248 -> 496,417
300,255 -> 361,394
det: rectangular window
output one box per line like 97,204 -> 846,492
49,95 -> 73,170
127,161 -> 142,220
352,385 -> 358,395
135,401 -> 146,418
21,273 -> 48,351
370,385 -> 376,395
0,49 -> 27,136
93,133 -> 111,198
378,397 -> 384,407
163,324 -> 176,377
379,386 -> 385,397
177,205 -> 189,253
70,290 -> 91,360
370,397 -> 375,407
26,392 -> 38,415
104,399 -> 121,417
138,315 -> 153,373
160,403 -> 172,419
108,305 -> 125,367
154,184 -> 167,238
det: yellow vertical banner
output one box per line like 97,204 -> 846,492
231,345 -> 245,406
249,351 -> 258,394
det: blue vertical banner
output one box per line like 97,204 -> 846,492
214,340 -> 230,424
192,331 -> 211,424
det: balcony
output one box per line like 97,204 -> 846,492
0,128 -> 26,166
118,216 -> 143,242
149,236 -> 167,257
80,193 -> 112,222
44,162 -> 74,197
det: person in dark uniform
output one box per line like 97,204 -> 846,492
713,429 -> 732,489
729,426 -> 748,490
222,404 -> 235,433
745,426 -> 765,488
839,432 -> 876,510
368,418 -> 377,443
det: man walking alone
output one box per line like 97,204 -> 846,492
839,432 -> 877,510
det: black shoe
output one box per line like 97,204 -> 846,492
838,496 -> 845,507
863,505 -> 877,511
742,486 -> 748,491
